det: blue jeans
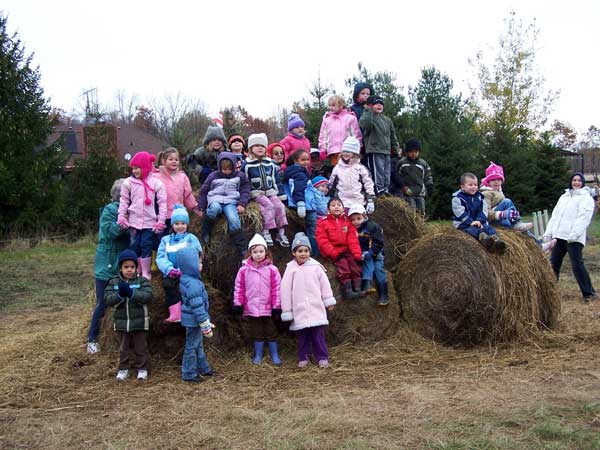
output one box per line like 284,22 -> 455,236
401,194 -> 426,214
304,211 -> 319,256
182,327 -> 212,381
206,202 -> 241,231
129,228 -> 155,258
88,278 -> 108,342
362,255 -> 387,284
493,198 -> 517,228
462,224 -> 496,239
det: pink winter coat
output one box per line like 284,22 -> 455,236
233,258 -> 282,317
280,258 -> 336,331
280,133 -> 311,167
318,109 -> 362,157
118,174 -> 167,230
329,157 -> 375,208
155,167 -> 198,218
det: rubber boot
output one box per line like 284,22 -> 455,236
352,278 -> 367,297
361,279 -> 376,294
376,281 -> 389,306
165,301 -> 182,322
267,341 -> 282,366
201,217 -> 215,246
252,341 -> 265,365
230,229 -> 247,258
139,257 -> 152,280
151,250 -> 158,272
492,235 -> 507,254
478,232 -> 494,251
342,281 -> 359,300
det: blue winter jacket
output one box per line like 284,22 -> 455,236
156,232 -> 202,277
284,164 -> 322,212
452,190 -> 489,230
177,248 -> 210,328
242,157 -> 281,198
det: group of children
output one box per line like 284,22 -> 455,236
87,82 -> 570,382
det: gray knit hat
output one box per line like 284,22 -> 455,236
291,232 -> 311,252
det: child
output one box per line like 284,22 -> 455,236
279,113 -> 311,166
350,82 -> 374,123
156,205 -> 203,323
190,125 -> 228,185
316,197 -> 365,299
232,234 -> 282,365
318,95 -> 362,167
197,152 -> 250,256
267,142 -> 287,202
348,204 -> 389,306
359,95 -> 400,196
480,161 -> 533,233
452,173 -> 507,253
118,151 -> 167,279
87,179 -> 129,354
105,249 -> 153,381
177,246 -> 214,382
243,133 -> 289,247
228,134 -> 246,170
283,149 -> 318,254
281,232 -> 336,368
310,148 -> 333,179
392,138 -> 433,215
329,136 -> 376,214
311,176 -> 330,218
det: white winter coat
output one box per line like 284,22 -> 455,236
544,188 -> 595,246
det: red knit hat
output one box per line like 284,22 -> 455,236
130,151 -> 156,205
266,142 -> 283,158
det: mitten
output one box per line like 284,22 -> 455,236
366,200 -> 375,214
168,268 -> 182,279
118,280 -> 133,298
232,305 -> 244,316
200,320 -> 213,338
404,187 -> 414,196
117,217 -> 129,229
271,308 -> 282,319
297,201 -> 306,218
362,250 -> 373,261
152,222 -> 166,234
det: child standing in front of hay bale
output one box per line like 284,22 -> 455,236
232,234 -> 282,366
329,136 -> 376,214
177,246 -> 214,382
391,138 -> 433,215
156,205 -> 202,323
281,232 -> 336,368
243,133 -> 290,247
118,151 -> 167,279
316,198 -> 365,299
318,95 -> 362,167
348,204 -> 389,306
452,173 -> 507,253
105,249 -> 153,381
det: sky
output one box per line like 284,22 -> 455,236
2,0 -> 599,133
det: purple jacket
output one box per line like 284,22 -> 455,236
198,152 -> 251,210
233,258 -> 282,317
318,109 -> 362,156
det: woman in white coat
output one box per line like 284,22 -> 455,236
544,172 -> 597,302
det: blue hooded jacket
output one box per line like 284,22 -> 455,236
176,247 -> 210,328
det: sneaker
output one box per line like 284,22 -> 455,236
201,370 -> 214,377
582,293 -> 598,304
137,370 -> 148,381
542,238 -> 557,254
182,377 -> 203,383
513,221 -> 534,232
116,370 -> 129,381
298,360 -> 309,368
86,342 -> 100,354
318,360 -> 330,368
262,231 -> 274,246
275,234 -> 290,247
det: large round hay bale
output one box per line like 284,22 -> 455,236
394,227 -> 560,346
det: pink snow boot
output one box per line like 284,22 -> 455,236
139,257 -> 152,280
165,302 -> 182,323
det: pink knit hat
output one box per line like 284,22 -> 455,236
481,161 -> 504,186
130,151 -> 156,205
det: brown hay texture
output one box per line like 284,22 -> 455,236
394,226 -> 561,346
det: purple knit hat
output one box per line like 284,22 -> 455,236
288,113 -> 305,131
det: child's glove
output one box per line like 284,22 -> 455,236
168,268 -> 182,279
297,201 -> 306,218
232,305 -> 244,316
117,217 -> 129,229
152,222 -> 166,234
361,250 -> 373,261
366,200 -> 375,214
199,320 -> 214,338
118,280 -> 133,298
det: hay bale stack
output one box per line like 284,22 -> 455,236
394,227 -> 560,346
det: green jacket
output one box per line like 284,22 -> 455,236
359,109 -> 399,155
105,274 -> 152,332
94,202 -> 129,280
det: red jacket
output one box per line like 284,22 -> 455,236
316,214 -> 362,261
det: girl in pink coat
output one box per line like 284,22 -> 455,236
233,234 -> 282,365
118,151 -> 167,279
281,232 -> 336,368
279,113 -> 311,168
318,95 -> 362,166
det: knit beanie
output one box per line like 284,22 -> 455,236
170,204 -> 189,225
341,136 -> 361,155
248,233 -> 268,250
292,232 -> 311,252
228,134 -> 246,147
130,151 -> 157,205
405,138 -> 422,152
311,176 -> 328,189
266,143 -> 282,158
203,126 -> 228,148
481,161 -> 505,186
366,95 -> 384,106
353,82 -> 375,103
247,133 -> 268,149
118,249 -> 139,269
288,113 -> 305,131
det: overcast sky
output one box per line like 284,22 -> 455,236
2,0 -> 599,133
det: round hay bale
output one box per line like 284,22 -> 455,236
394,226 -> 560,346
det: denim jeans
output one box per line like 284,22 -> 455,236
129,228 -> 155,258
400,194 -> 426,214
492,198 -> 516,228
182,327 -> 212,380
550,239 -> 596,298
206,202 -> 241,231
362,255 -> 387,285
87,278 -> 108,342
304,210 -> 319,256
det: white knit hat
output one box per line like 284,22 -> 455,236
341,136 -> 361,155
248,233 -> 268,250
347,204 -> 366,216
247,133 -> 268,149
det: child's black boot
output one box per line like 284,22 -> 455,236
376,280 -> 389,306
478,232 -> 495,251
352,278 -> 367,297
342,281 -> 359,300
492,235 -> 507,254
229,229 -> 247,257
201,217 -> 215,245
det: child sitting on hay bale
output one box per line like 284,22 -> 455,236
348,204 -> 389,306
316,198 -> 365,299
187,125 -> 228,185
281,233 -> 336,368
105,249 -> 153,381
452,173 -> 507,254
